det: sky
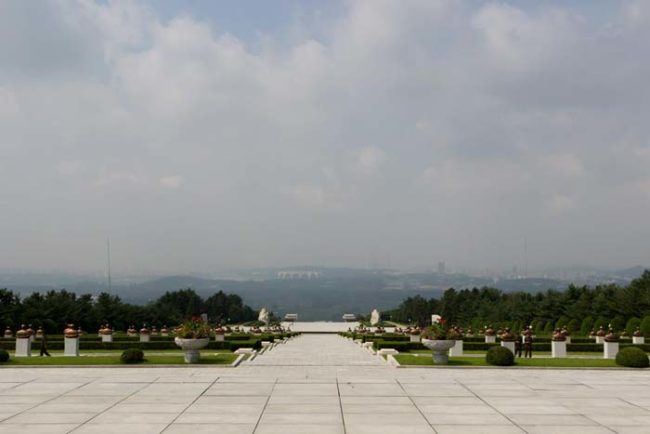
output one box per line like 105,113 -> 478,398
1,0 -> 649,275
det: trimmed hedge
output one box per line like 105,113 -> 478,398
0,349 -> 9,363
374,341 -> 424,351
486,346 -> 515,366
120,348 -> 144,364
615,347 -> 649,368
0,339 -> 262,351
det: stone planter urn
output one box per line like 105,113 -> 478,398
139,326 -> 151,342
484,326 -> 496,344
551,329 -> 567,358
500,328 -> 516,354
422,338 -> 456,364
64,324 -> 80,357
99,325 -> 113,343
174,337 -> 210,364
15,325 -> 32,357
633,327 -> 645,345
603,330 -> 619,359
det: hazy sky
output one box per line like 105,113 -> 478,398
1,0 -> 649,274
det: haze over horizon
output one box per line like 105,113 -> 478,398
2,1 -> 650,275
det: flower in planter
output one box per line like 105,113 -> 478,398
176,317 -> 211,339
421,316 -> 452,340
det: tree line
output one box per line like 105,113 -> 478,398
0,288 -> 257,334
388,270 -> 650,336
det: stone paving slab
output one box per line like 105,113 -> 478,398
0,334 -> 649,433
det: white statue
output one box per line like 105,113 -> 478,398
370,309 -> 381,326
258,308 -> 270,326
431,314 -> 441,324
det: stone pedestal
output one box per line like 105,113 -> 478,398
552,341 -> 567,358
564,336 -> 571,344
485,335 -> 496,344
409,334 -> 421,343
64,337 -> 80,357
633,336 -> 645,345
604,341 -> 619,359
500,340 -> 515,353
101,334 -> 113,343
15,337 -> 31,357
595,336 -> 604,344
449,340 -> 463,357
140,334 -> 150,342
215,334 -> 225,342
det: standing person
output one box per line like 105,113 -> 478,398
39,331 -> 51,357
524,329 -> 533,358
515,332 -> 523,358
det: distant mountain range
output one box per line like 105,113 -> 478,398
1,266 -> 646,320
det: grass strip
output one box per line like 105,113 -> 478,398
394,354 -> 620,368
2,353 -> 238,366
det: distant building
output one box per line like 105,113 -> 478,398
342,314 -> 357,322
438,261 -> 446,274
284,313 -> 298,322
277,271 -> 321,280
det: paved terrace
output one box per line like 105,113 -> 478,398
1,334 -> 649,434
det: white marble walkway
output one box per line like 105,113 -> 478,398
0,334 -> 649,434
248,333 -> 385,366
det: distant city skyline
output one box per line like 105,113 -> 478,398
1,1 -> 650,273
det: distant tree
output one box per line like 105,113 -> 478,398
610,315 -> 626,332
640,316 -> 650,337
567,319 -> 580,334
555,316 -> 570,329
580,316 -> 594,336
543,321 -> 554,335
626,317 -> 641,336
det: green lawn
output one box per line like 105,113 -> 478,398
1,352 -> 238,366
394,354 -> 621,368
406,349 -> 613,357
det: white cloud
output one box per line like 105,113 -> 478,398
546,194 -> 576,216
159,175 -> 184,189
356,146 -> 386,175
0,0 -> 649,272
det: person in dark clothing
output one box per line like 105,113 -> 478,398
39,332 -> 51,357
524,331 -> 533,358
515,333 -> 523,358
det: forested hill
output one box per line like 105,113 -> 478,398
388,270 -> 650,335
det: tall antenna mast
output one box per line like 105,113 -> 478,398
106,238 -> 112,293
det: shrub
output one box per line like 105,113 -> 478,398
0,349 -> 9,363
641,316 -> 650,338
120,348 -> 144,364
485,346 -> 515,366
615,347 -> 649,368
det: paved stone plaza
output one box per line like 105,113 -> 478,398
1,334 -> 649,434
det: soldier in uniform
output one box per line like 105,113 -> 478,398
523,328 -> 533,358
515,331 -> 523,358
39,331 -> 51,357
